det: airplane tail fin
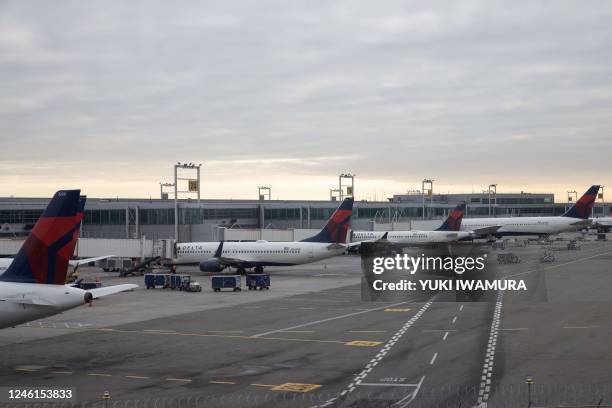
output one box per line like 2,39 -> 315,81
562,185 -> 600,219
301,197 -> 354,243
0,190 -> 81,284
436,203 -> 466,231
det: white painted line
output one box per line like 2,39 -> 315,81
391,376 -> 426,408
563,325 -> 599,329
507,248 -> 612,279
443,331 -> 449,341
500,328 -> 528,331
459,304 -> 464,311
475,291 -> 504,407
359,382 -> 420,387
429,352 -> 438,365
452,316 -> 457,324
252,299 -> 416,338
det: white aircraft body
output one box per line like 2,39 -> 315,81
459,185 -> 600,237
0,190 -> 136,329
176,198 -> 353,273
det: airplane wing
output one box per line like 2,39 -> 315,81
69,255 -> 115,267
88,284 -> 138,298
470,226 -> 502,236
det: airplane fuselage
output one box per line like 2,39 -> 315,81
0,283 -> 87,329
176,241 -> 346,268
460,216 -> 588,236
351,230 -> 473,244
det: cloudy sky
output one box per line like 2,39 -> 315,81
1,0 -> 611,201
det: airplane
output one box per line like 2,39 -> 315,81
350,203 -> 469,247
0,196 -> 113,276
175,197 -> 354,273
0,190 -> 137,329
590,217 -> 612,233
459,185 -> 601,238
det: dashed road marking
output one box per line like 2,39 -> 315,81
429,352 -> 438,365
384,308 -> 411,312
15,368 -> 38,372
563,325 -> 599,329
500,328 -> 528,331
166,378 -> 192,383
88,373 -> 112,377
125,375 -> 150,380
459,304 -> 464,311
250,383 -> 276,388
452,316 -> 457,324
443,331 -> 449,341
208,380 -> 235,385
474,291 -> 503,407
349,330 -> 387,333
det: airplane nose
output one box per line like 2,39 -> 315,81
84,292 -> 93,304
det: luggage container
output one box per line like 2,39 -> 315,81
246,274 -> 270,290
211,275 -> 241,292
144,273 -> 170,289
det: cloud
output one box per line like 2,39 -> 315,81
0,0 -> 611,200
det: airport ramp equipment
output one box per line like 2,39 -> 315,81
540,249 -> 556,263
246,273 -> 270,290
567,240 -> 582,250
497,253 -> 521,264
212,275 -> 241,292
120,256 -> 162,277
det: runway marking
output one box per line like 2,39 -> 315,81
166,378 -> 192,382
443,331 -> 449,341
429,352 -> 438,365
391,376 -> 425,407
459,304 -> 464,311
88,373 -> 112,377
251,300 -> 414,338
250,383 -> 276,388
15,368 -> 38,372
94,327 -> 347,345
563,325 -> 599,329
314,299 -> 434,407
500,327 -> 528,331
384,308 -> 411,312
283,330 -> 315,333
51,371 -> 73,374
272,383 -> 322,393
349,330 -> 387,333
299,307 -> 316,310
206,330 -> 244,333
452,316 -> 457,324
345,340 -> 383,347
143,329 -> 176,333
506,248 -> 612,278
208,380 -> 235,385
359,382 -> 420,387
475,291 -> 504,407
125,375 -> 150,380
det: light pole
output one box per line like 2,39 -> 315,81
526,375 -> 533,407
339,173 -> 355,200
421,179 -> 434,219
567,190 -> 578,213
329,188 -> 342,201
258,186 -> 271,201
173,162 -> 202,242
488,184 -> 497,217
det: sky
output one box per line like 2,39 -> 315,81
1,0 -> 611,202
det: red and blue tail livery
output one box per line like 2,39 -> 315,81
0,190 -> 81,284
301,197 -> 354,243
562,185 -> 600,219
436,203 -> 466,231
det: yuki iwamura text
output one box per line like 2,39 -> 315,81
372,254 -> 487,275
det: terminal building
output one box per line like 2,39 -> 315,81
0,191 -> 609,242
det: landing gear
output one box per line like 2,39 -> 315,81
254,266 -> 264,273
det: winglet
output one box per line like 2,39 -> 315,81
214,241 -> 224,258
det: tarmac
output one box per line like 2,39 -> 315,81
1,233 -> 611,407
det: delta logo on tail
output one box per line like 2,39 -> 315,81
301,197 -> 354,244
0,190 -> 81,284
562,185 -> 600,220
436,203 -> 466,231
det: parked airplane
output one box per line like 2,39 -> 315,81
0,196 -> 112,275
460,185 -> 601,237
176,197 -> 354,273
349,203 -> 494,248
0,190 -> 136,329
590,217 -> 612,233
